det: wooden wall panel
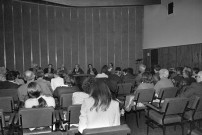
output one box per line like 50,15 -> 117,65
13,2 -> 23,72
30,4 -> 40,66
191,44 -> 201,68
63,8 -> 72,70
0,1 -> 143,74
4,0 -> 14,69
22,3 -> 31,70
39,4 -> 48,68
0,0 -> 5,67
168,46 -> 177,68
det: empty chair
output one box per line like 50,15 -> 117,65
145,97 -> 189,135
83,124 -> 131,135
15,107 -> 56,135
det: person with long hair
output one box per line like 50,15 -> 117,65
78,79 -> 120,134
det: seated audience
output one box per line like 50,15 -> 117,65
135,64 -> 146,86
63,73 -> 74,87
35,69 -> 53,96
123,68 -> 136,85
108,62 -> 114,73
14,71 -> 24,85
72,64 -> 84,75
44,64 -> 54,74
172,67 -> 184,87
125,72 -> 154,111
192,67 -> 200,80
179,71 -> 202,98
0,71 -> 19,89
96,65 -> 109,78
152,73 -> 160,85
78,79 -> 120,134
51,69 -> 64,91
18,70 -> 35,102
182,68 -> 196,85
72,77 -> 95,104
25,82 -> 55,108
153,64 -> 161,75
154,69 -> 174,96
108,67 -> 122,84
87,64 -> 98,76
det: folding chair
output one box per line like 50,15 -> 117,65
145,97 -> 189,135
83,124 -> 131,135
128,89 -> 155,127
116,83 -> 133,99
154,87 -> 178,108
14,107 -> 56,135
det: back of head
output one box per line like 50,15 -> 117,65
90,79 -> 112,111
141,72 -> 152,83
24,70 -> 35,82
127,68 -> 133,75
82,77 -> 96,94
36,69 -> 44,79
193,67 -> 199,75
159,69 -> 169,79
6,71 -> 16,81
101,65 -> 109,74
154,65 -> 161,73
27,82 -> 41,98
139,64 -> 146,73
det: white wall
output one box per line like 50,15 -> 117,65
143,0 -> 202,49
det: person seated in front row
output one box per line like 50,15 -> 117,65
25,82 -> 55,108
124,72 -> 154,112
51,69 -> 64,91
72,64 -> 84,75
78,79 -> 120,134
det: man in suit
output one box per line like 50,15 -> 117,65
0,71 -> 19,89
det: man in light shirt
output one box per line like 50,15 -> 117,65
51,69 -> 64,91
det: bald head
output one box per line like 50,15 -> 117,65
24,70 -> 35,82
196,71 -> 202,83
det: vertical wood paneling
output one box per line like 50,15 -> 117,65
100,8 -> 107,67
0,0 -> 4,67
39,4 -> 48,68
121,7 -> 129,69
4,0 -> 14,69
47,6 -> 56,68
13,2 -> 23,73
86,8 -> 93,67
71,8 -> 79,67
55,7 -> 63,69
191,44 -> 201,68
168,46 -> 176,68
30,4 -> 40,65
63,8 -> 72,70
93,8 -> 100,71
0,1 -> 143,74
114,8 -> 122,68
78,8 -> 86,72
22,3 -> 31,70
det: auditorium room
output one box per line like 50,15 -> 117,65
0,0 -> 202,134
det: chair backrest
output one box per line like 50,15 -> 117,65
0,89 -> 18,101
161,97 -> 188,115
19,107 -> 54,129
117,83 -> 133,95
83,124 -> 131,135
67,105 -> 81,124
60,93 -> 73,109
158,87 -> 178,100
134,89 -> 155,103
54,86 -> 79,98
0,97 -> 14,113
123,79 -> 136,85
0,109 -> 5,128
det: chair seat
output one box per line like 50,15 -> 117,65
23,127 -> 52,135
184,111 -> 202,121
147,110 -> 182,125
4,114 -> 10,122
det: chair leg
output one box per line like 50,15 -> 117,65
162,126 -> 166,135
181,123 -> 184,135
135,112 -> 139,128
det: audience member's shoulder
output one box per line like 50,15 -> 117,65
111,99 -> 119,106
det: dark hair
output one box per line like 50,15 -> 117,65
27,82 -> 41,98
152,74 -> 160,85
123,68 -> 127,73
38,97 -> 48,108
127,68 -> 133,74
101,65 -> 109,74
193,67 -> 199,74
82,77 -> 96,94
36,69 -> 44,78
183,70 -> 192,78
154,65 -> 161,72
6,71 -> 16,81
88,64 -> 92,68
115,67 -> 121,71
176,67 -> 183,75
141,72 -> 152,83
90,79 -> 112,112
